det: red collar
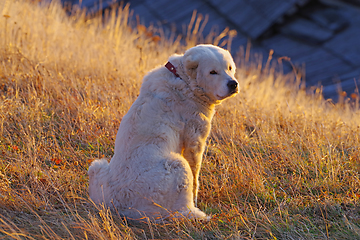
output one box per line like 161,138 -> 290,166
165,61 -> 180,78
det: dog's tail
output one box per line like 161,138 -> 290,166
88,159 -> 110,204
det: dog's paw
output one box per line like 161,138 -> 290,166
171,207 -> 209,221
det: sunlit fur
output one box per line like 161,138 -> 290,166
88,45 -> 239,220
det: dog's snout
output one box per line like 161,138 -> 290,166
227,80 -> 238,91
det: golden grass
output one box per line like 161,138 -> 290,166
1,0 -> 360,239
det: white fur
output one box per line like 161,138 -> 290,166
88,44 -> 239,220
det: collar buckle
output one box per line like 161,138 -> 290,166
165,61 -> 180,78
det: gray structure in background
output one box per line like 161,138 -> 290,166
65,0 -> 360,101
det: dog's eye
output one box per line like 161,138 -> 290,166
229,66 -> 232,71
210,70 -> 217,75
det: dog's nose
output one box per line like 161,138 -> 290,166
227,80 -> 238,91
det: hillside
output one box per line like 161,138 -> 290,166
0,0 -> 360,239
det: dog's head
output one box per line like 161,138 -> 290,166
183,44 -> 239,102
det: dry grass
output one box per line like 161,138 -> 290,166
1,0 -> 360,239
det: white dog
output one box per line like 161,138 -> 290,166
88,44 -> 239,220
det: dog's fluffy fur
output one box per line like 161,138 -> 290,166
88,44 -> 239,220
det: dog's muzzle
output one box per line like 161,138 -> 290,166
227,80 -> 238,94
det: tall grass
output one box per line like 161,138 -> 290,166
0,0 -> 360,239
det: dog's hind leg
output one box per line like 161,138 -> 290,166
167,157 -> 208,220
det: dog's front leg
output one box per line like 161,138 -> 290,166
183,141 -> 205,207
183,118 -> 211,207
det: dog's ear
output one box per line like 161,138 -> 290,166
183,52 -> 199,79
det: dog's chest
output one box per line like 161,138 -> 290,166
182,111 -> 212,141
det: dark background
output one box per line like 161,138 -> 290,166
63,0 -> 360,101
